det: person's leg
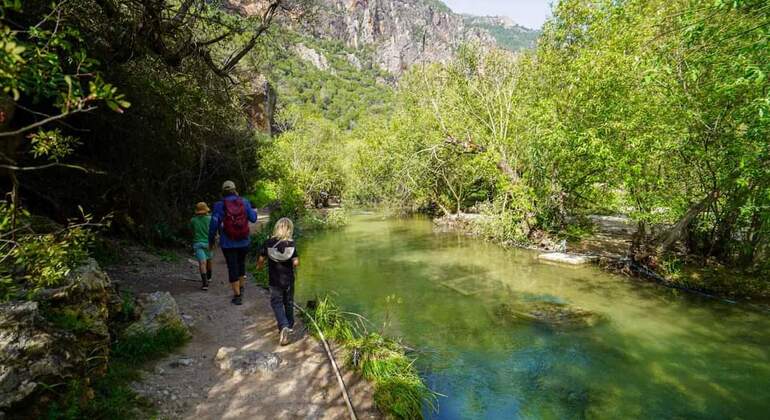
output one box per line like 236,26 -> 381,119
222,248 -> 241,302
198,260 -> 208,290
270,286 -> 289,331
206,259 -> 213,281
194,244 -> 209,290
236,247 -> 248,292
284,284 -> 295,330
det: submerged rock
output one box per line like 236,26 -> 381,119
494,302 -> 604,329
125,291 -> 188,336
215,347 -> 281,376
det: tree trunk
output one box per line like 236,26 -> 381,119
657,193 -> 716,253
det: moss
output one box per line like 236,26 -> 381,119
44,307 -> 97,334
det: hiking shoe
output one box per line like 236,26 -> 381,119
279,327 -> 290,346
201,284 -> 209,291
231,295 -> 242,305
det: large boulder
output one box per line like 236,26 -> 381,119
0,259 -> 116,416
125,291 -> 188,337
0,302 -> 68,409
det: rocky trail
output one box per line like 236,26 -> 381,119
107,226 -> 378,419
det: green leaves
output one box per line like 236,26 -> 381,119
29,129 -> 80,161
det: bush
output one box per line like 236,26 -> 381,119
247,180 -> 279,208
0,202 -> 96,300
299,209 -> 350,232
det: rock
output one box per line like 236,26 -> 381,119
125,291 -> 189,337
432,213 -> 489,234
494,302 -> 604,329
0,259 -> 116,414
538,252 -> 598,265
215,347 -> 281,376
293,43 -> 329,71
242,73 -> 276,134
172,358 -> 194,368
345,52 -> 362,70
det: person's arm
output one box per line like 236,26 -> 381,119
244,198 -> 258,223
257,240 -> 267,269
208,202 -> 222,248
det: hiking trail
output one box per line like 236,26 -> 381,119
106,219 -> 378,419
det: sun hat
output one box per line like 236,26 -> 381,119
195,202 -> 210,215
222,180 -> 236,193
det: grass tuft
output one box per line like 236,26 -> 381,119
305,296 -> 437,419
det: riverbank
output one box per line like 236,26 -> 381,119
105,242 -> 379,419
433,213 -> 770,307
296,213 -> 770,418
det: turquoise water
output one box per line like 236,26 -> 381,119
296,214 -> 770,419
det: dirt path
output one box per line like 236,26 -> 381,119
107,222 -> 378,420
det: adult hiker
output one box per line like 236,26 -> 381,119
190,202 -> 213,291
209,180 -> 257,305
257,217 -> 299,345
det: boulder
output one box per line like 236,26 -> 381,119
215,347 -> 281,376
0,259 -> 115,414
125,292 -> 188,337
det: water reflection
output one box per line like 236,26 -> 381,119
298,215 -> 770,419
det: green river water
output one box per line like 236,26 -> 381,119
296,214 -> 770,419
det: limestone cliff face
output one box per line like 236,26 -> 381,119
307,0 -> 495,74
226,0 -> 497,74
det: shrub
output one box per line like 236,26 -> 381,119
299,208 -> 350,232
0,202 -> 96,300
247,180 -> 279,208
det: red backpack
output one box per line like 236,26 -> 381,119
223,198 -> 250,241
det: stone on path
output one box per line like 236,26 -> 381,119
215,347 -> 281,376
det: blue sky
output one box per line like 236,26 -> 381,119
441,0 -> 553,29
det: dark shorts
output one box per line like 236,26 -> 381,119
222,247 -> 248,283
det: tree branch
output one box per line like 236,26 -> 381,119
0,107 -> 97,137
0,162 -> 106,174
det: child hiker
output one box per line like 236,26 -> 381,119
191,202 -> 213,290
257,218 -> 299,346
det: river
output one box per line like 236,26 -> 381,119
296,214 -> 770,419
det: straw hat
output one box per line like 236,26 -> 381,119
195,202 -> 210,215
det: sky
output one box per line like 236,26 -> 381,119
441,0 -> 553,29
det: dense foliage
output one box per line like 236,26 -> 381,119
348,0 -> 770,278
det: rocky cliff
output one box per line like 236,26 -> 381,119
226,0 -> 537,75
304,0 -> 496,74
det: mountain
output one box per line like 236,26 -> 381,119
226,0 -> 537,75
299,0 -> 497,74
462,15 -> 541,51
